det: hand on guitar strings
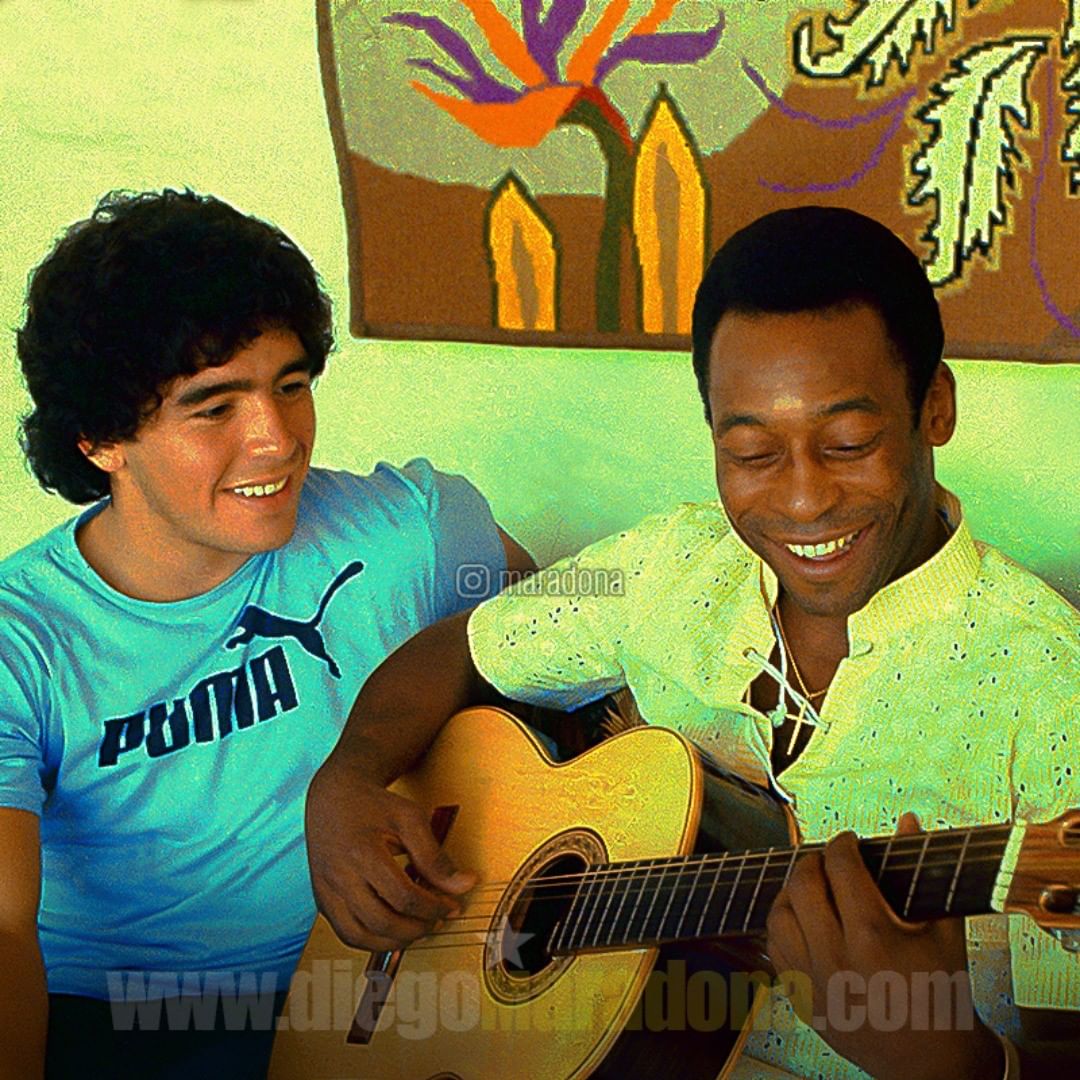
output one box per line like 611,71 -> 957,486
305,764 -> 477,953
764,812 -> 1003,1080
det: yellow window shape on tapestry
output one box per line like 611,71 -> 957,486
487,174 -> 558,332
634,91 -> 707,335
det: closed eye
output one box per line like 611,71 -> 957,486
195,402 -> 232,420
826,441 -> 873,457
729,450 -> 779,467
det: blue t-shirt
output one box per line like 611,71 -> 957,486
0,461 -> 505,998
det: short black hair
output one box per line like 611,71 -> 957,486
16,188 -> 334,503
691,206 -> 943,426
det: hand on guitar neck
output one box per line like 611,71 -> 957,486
766,811 -> 1003,1080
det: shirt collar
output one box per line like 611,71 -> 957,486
852,487 -> 980,639
721,486 -> 981,641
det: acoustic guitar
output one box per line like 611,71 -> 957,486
270,707 -> 1080,1079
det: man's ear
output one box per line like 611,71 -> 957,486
77,438 -> 125,473
920,361 -> 956,447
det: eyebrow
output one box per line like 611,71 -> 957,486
174,356 -> 313,409
714,396 -> 883,438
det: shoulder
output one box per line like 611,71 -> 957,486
580,502 -> 731,556
0,524 -> 82,734
968,542 -> 1079,658
960,543 -> 1080,725
972,542 -> 1078,621
298,460 -> 486,522
290,462 -> 501,589
298,462 -> 417,510
293,462 -> 437,542
0,513 -> 92,644
602,502 -> 752,595
0,513 -> 80,592
499,501 -> 754,618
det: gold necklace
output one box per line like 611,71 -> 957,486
774,603 -> 828,703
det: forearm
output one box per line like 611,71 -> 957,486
0,930 -> 47,1080
324,608 -> 490,786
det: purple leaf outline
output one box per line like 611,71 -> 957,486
742,58 -> 912,129
1030,56 -> 1080,336
521,0 -> 587,84
384,12 -> 519,103
757,94 -> 913,193
594,13 -> 725,86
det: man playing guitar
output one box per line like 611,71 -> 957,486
308,208 -> 1079,1077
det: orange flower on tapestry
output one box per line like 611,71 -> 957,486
381,0 -> 724,333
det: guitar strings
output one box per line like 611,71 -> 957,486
442,834 -> 1012,896
383,849 -> 1017,944
387,875 -> 1000,956
337,836 -> 1021,957
339,870 -> 1080,958
402,934 -> 757,953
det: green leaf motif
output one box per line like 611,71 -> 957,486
910,38 -> 1049,286
1063,0 -> 1080,194
795,0 -> 972,88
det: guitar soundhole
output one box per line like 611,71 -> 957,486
503,854 -> 585,977
485,828 -> 607,1004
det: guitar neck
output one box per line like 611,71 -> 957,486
551,823 -> 1013,955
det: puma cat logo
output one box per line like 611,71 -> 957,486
226,561 -> 365,678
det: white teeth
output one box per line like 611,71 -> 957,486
233,478 -> 286,498
786,531 -> 858,559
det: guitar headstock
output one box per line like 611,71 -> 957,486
1001,810 -> 1080,935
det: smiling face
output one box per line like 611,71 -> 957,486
708,304 -> 955,619
81,327 -> 316,599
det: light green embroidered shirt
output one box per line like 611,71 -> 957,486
468,491 -> 1079,1079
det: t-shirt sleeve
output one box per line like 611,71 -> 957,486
467,510 -> 675,711
1007,680 -> 1080,1010
0,656 -> 48,815
396,458 -> 506,621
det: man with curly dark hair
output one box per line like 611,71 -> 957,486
0,189 -> 533,1079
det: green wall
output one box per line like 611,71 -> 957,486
1,3 -> 1076,603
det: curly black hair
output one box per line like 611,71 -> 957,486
691,206 -> 944,427
16,188 -> 334,503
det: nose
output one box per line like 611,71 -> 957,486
774,451 -> 841,524
244,395 -> 296,459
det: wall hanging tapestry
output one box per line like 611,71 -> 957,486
320,0 -> 1080,359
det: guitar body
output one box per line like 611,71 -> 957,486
270,707 -> 785,1079
272,708 -> 1080,1078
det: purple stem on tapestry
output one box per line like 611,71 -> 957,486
522,0 -> 587,83
741,58 -> 915,129
757,96 -> 908,194
1031,59 -> 1080,337
385,12 -> 519,103
594,14 -> 725,86
405,58 -> 521,104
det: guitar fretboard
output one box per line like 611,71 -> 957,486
550,825 -> 1011,955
